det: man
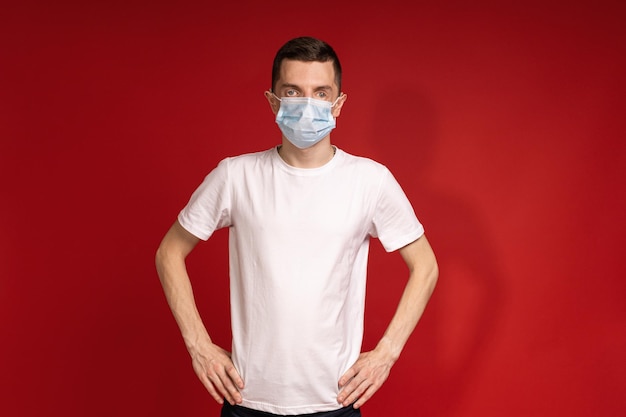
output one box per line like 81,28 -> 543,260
156,36 -> 438,417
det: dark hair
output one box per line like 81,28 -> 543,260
271,36 -> 342,93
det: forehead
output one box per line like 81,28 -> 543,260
277,59 -> 337,90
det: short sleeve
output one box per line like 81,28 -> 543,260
371,168 -> 424,252
177,158 -> 232,240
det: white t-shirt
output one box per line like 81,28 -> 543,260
178,147 -> 424,415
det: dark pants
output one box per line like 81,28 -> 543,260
220,402 -> 362,417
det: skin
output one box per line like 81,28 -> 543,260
155,58 -> 439,410
336,235 -> 438,408
264,60 -> 347,168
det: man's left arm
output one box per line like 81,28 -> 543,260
337,234 -> 438,408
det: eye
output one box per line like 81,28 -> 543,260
285,89 -> 299,97
316,91 -> 328,99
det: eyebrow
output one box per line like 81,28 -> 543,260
279,83 -> 333,91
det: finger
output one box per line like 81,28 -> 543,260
345,379 -> 371,407
225,362 -> 245,390
198,372 -> 225,404
216,369 -> 243,404
208,371 -> 238,405
338,372 -> 368,406
353,383 -> 378,409
338,366 -> 358,387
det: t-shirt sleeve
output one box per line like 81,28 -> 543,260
371,168 -> 424,252
177,158 -> 232,241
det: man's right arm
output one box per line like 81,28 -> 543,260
155,220 -> 244,405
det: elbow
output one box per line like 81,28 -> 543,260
429,261 -> 439,293
155,242 -> 171,283
423,259 -> 438,297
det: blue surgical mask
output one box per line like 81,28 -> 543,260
273,94 -> 340,149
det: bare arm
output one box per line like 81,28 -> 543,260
155,220 -> 243,405
338,234 -> 438,408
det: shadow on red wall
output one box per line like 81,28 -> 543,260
359,86 -> 504,415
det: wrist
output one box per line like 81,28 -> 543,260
182,328 -> 212,354
375,336 -> 402,363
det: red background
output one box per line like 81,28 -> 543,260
2,1 -> 625,416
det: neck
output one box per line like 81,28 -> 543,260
277,138 -> 336,168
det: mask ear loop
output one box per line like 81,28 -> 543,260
331,94 -> 342,108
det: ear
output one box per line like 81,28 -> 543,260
331,93 -> 347,118
264,91 -> 280,115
